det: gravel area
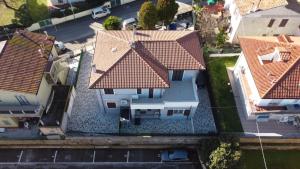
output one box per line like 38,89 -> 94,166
67,50 -> 216,135
120,88 -> 217,135
67,51 -> 119,134
192,88 -> 217,134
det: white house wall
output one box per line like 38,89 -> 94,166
229,5 -> 300,43
36,76 -> 53,108
0,90 -> 38,106
168,70 -> 199,81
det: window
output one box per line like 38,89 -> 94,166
279,19 -> 288,27
137,88 -> 142,94
167,110 -> 173,116
57,0 -> 63,3
184,110 -> 191,116
267,19 -> 275,27
173,110 -> 184,114
104,89 -> 114,94
172,70 -> 184,81
15,95 -> 30,105
107,102 -> 116,108
149,88 -> 153,98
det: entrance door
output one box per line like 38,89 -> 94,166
149,88 -> 153,98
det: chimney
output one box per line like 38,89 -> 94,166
43,31 -> 48,40
130,25 -> 137,48
92,64 -> 97,73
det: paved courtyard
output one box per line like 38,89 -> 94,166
67,50 -> 216,135
120,89 -> 217,135
67,50 -> 120,134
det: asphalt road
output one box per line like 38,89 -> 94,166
0,148 -> 201,169
44,0 -> 146,43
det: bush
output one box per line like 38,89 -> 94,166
138,1 -> 158,30
198,138 -> 220,165
216,29 -> 227,48
103,16 -> 121,30
209,142 -> 241,169
156,0 -> 179,25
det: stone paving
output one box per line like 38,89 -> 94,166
67,49 -> 216,135
120,88 -> 217,135
67,50 -> 119,134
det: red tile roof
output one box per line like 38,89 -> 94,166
0,30 -> 55,94
239,35 -> 300,99
90,31 -> 204,89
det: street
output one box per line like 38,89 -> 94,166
44,0 -> 145,43
0,148 -> 201,169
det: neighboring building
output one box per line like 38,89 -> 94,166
90,31 -> 205,122
0,30 -> 69,129
224,0 -> 300,43
233,35 -> 300,120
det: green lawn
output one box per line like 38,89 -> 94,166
0,0 -> 48,26
206,56 -> 243,132
0,0 -> 25,26
242,150 -> 300,169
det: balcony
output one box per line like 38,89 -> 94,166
0,105 -> 42,117
131,80 -> 199,109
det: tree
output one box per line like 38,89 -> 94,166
208,142 -> 241,169
156,0 -> 179,25
103,16 -> 121,30
216,29 -> 227,48
138,1 -> 158,30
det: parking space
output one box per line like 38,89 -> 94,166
0,148 -> 199,165
21,149 -> 56,162
94,149 -> 128,162
0,149 -> 21,162
129,149 -> 161,162
55,149 -> 94,162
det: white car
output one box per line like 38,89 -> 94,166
91,7 -> 111,19
122,18 -> 138,30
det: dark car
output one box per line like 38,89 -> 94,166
161,150 -> 189,162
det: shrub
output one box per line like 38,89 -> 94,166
156,0 -> 179,25
103,16 -> 121,30
138,1 -> 158,30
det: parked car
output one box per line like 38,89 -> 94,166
91,7 -> 111,19
122,18 -> 138,30
161,150 -> 189,162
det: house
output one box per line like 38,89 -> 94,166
0,30 -> 69,129
233,35 -> 300,120
90,30 -> 205,122
224,0 -> 300,43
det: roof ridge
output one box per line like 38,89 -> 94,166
262,56 -> 300,98
133,43 -> 169,86
100,31 -> 129,44
175,33 -> 203,68
89,48 -> 132,88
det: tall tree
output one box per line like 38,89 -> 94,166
138,1 -> 158,30
156,0 -> 179,25
103,16 -> 121,30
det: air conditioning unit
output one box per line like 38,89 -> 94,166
132,95 -> 139,100
121,99 -> 128,106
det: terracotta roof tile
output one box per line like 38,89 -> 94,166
239,35 -> 300,99
0,30 -> 55,94
90,31 -> 204,89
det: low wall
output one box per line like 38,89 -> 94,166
27,9 -> 93,32
0,136 -> 214,148
209,53 -> 240,57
